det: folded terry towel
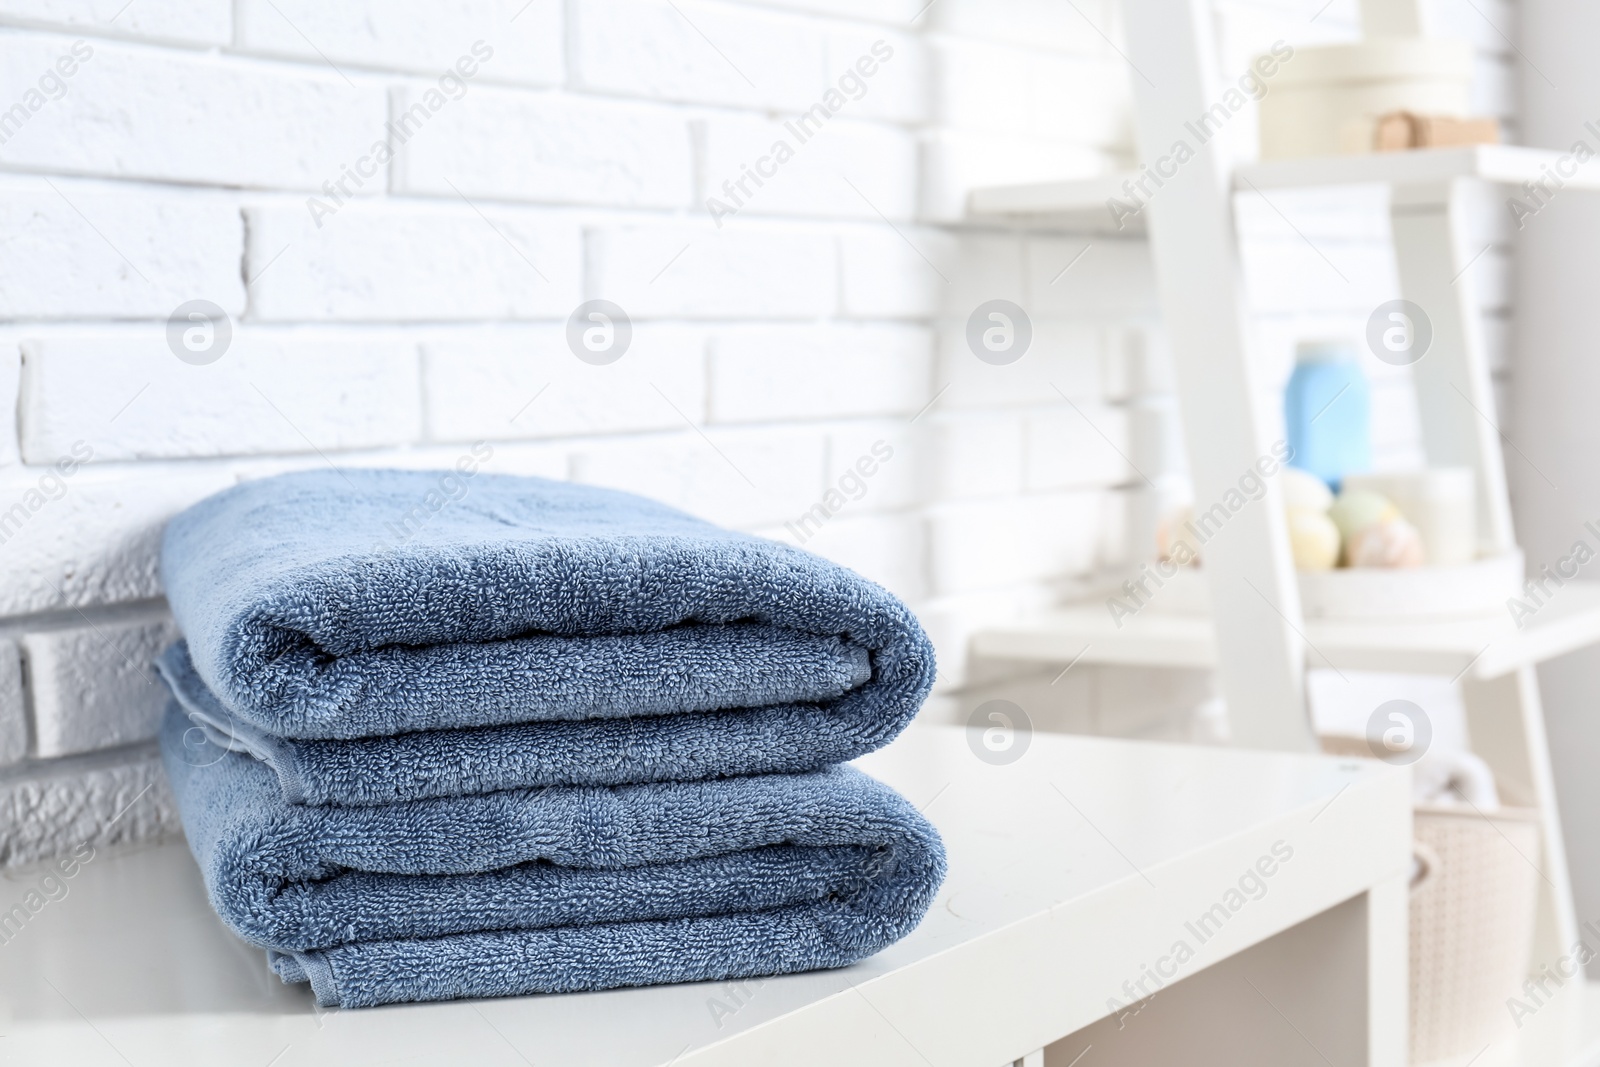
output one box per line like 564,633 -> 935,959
159,707 -> 946,1008
1413,746 -> 1499,809
160,468 -> 933,752
158,643 -> 895,805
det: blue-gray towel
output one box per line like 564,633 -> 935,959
157,643 -> 896,805
159,468 -> 933,751
158,708 -> 946,1008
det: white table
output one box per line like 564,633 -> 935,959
0,725 -> 1414,1066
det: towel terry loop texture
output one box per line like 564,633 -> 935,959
155,469 -> 944,1007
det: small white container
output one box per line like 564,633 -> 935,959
1258,39 -> 1474,160
1344,468 -> 1477,567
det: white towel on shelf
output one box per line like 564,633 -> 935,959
1413,747 -> 1499,809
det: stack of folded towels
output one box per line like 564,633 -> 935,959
154,468 -> 945,1009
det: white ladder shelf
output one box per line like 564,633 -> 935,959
966,1 -> 1600,1064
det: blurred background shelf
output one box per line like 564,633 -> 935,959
972,581 -> 1600,682
1238,144 -> 1600,194
968,145 -> 1600,228
967,9 -> 1600,1054
967,172 -> 1147,232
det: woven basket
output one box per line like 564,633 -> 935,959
1409,803 -> 1541,1064
1317,736 -> 1541,1064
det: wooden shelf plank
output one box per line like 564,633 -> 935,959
970,581 -> 1600,681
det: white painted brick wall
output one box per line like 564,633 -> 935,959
823,28 -> 925,125
586,222 -> 837,318
748,0 -> 920,24
0,345 -> 20,468
0,0 -> 1518,865
24,615 -> 177,758
932,40 -> 1128,147
571,426 -> 828,530
921,130 -> 1111,223
924,412 -> 1026,501
836,225 -> 950,319
0,178 -> 244,319
0,641 -> 24,767
234,1 -> 564,85
928,0 -> 1112,53
936,321 -> 1109,410
0,1 -> 231,46
244,202 -> 583,321
571,0 -> 829,111
1025,403 -> 1132,490
825,422 -> 919,511
1026,237 -> 1157,318
422,326 -> 707,442
0,463 -> 235,615
390,87 -> 692,209
0,31 -> 388,190
707,324 -> 931,422
0,748 -> 178,867
933,231 -> 1027,313
927,491 -> 1105,595
21,334 -> 422,460
696,113 -> 917,221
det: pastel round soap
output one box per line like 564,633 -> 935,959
1282,467 -> 1334,512
1346,516 -> 1427,568
1286,507 -> 1340,571
1328,489 -> 1397,542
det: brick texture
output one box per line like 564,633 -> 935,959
234,1 -> 564,84
0,0 -> 231,45
0,748 -> 179,867
244,202 -> 583,321
20,334 -> 422,461
24,615 -> 178,758
0,0 -> 1511,866
390,87 -> 692,209
0,641 -> 24,767
0,179 -> 244,320
0,32 -> 388,190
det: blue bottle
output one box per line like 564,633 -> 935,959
1284,340 -> 1370,491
